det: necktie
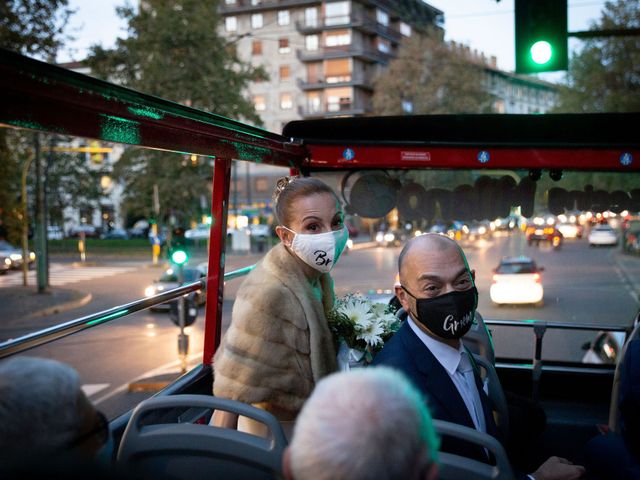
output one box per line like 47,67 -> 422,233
457,351 -> 486,433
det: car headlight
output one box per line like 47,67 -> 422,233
384,233 -> 395,242
29,252 -> 36,260
478,227 -> 487,235
144,286 -> 156,297
376,232 -> 384,242
4,258 -> 11,266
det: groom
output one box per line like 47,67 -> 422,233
372,233 -> 585,480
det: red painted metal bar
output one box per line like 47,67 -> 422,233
0,49 -> 305,168
203,157 -> 232,365
305,145 -> 640,171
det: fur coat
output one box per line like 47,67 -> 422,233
213,243 -> 338,419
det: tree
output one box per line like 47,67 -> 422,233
553,0 -> 640,113
0,0 -> 74,243
87,0 -> 266,226
372,32 -> 495,115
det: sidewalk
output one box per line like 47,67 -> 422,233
0,285 -> 92,326
614,250 -> 640,301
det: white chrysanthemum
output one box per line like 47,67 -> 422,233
378,312 -> 398,331
338,298 -> 373,329
370,302 -> 387,318
356,318 -> 385,347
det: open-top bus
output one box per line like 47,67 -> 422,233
0,48 -> 639,479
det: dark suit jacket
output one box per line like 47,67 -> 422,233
372,321 -> 501,463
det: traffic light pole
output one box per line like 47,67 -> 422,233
176,263 -> 189,373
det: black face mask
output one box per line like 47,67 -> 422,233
402,286 -> 478,339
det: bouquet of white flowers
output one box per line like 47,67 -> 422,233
327,293 -> 401,370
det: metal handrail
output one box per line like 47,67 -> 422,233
0,265 -> 255,359
484,319 -> 629,332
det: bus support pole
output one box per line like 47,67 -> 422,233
532,322 -> 547,403
177,263 -> 188,373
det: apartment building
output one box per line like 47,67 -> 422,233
219,0 -> 444,133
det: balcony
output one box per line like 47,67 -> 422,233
219,0 -> 320,15
297,74 -> 374,91
297,102 -> 371,118
296,46 -> 389,64
295,14 -> 402,42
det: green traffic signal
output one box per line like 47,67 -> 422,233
171,249 -> 188,265
530,40 -> 553,65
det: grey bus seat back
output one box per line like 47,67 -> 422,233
609,320 -> 640,432
395,308 -> 495,365
117,394 -> 287,480
473,353 -> 510,441
433,419 -> 515,480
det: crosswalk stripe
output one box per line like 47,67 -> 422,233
0,265 -> 135,287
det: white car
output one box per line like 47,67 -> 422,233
185,224 -> 210,240
490,257 -> 544,306
588,224 -> 618,246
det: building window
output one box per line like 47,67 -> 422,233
251,40 -> 262,55
225,16 -> 237,32
325,58 -> 351,83
400,22 -> 411,37
253,95 -> 266,111
326,87 -> 352,112
306,34 -> 319,51
325,30 -> 351,47
376,8 -> 389,26
251,0 -> 261,5
255,178 -> 269,192
225,0 -> 236,4
325,1 -> 350,26
251,13 -> 263,29
306,92 -> 322,113
376,38 -> 391,53
277,10 -> 290,26
278,38 -> 290,54
279,65 -> 291,80
280,93 -> 293,110
305,7 -> 318,27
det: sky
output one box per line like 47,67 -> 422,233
58,0 -> 610,82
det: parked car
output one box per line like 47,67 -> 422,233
184,224 -> 210,240
0,251 -> 12,274
248,224 -> 270,238
588,224 -> 618,246
68,224 -> 99,238
101,228 -> 129,240
623,221 -> 640,253
144,263 -> 208,311
490,256 -> 544,306
47,225 -> 64,240
0,240 -> 35,270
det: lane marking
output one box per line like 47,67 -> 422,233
82,383 -> 110,397
92,351 -> 203,406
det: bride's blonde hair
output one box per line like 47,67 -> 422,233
273,176 -> 338,227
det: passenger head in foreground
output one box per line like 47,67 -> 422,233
284,367 -> 439,480
0,356 -> 108,456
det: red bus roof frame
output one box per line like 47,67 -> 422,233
283,114 -> 640,172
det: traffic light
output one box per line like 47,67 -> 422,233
515,0 -> 568,74
169,227 -> 189,265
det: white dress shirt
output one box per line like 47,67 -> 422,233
407,317 -> 487,433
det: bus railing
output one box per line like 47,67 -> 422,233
0,265 -> 255,359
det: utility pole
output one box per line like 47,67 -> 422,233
245,162 -> 252,209
33,133 -> 48,292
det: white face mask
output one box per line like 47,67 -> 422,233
284,226 -> 349,273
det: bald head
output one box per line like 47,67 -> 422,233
398,233 -> 460,276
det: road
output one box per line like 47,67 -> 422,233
2,233 -> 638,419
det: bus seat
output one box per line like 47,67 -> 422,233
609,316 -> 640,433
117,394 -> 287,480
473,353 -> 510,441
433,419 -> 515,480
395,307 -> 496,365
